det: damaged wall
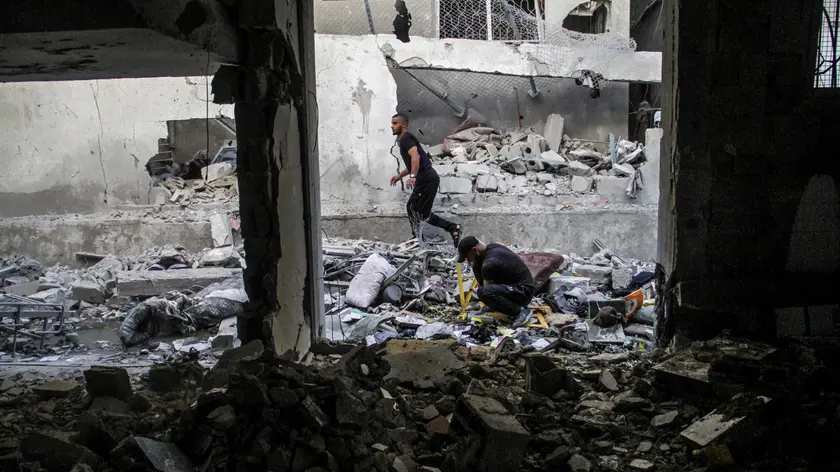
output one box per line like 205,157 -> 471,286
0,76 -> 233,217
661,0 -> 840,340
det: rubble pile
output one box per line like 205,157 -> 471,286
148,162 -> 239,207
426,116 -> 650,199
2,332 -> 839,471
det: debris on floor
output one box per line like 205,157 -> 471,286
422,119 -> 652,198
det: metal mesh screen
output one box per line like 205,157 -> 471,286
816,0 -> 840,88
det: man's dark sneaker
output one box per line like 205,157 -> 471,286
512,308 -> 533,328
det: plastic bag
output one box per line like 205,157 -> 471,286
118,297 -> 185,347
186,297 -> 245,329
345,254 -> 396,308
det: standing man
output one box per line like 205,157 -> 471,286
457,236 -> 535,327
390,113 -> 462,246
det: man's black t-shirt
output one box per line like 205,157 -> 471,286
474,243 -> 535,294
398,132 -> 432,176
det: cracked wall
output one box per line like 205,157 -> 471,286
0,77 -> 234,216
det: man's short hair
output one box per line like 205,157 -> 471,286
392,113 -> 409,124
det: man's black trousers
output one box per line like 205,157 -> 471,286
406,169 -> 456,237
476,284 -> 533,317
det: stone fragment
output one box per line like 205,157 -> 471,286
544,114 -> 565,152
435,164 -> 456,176
572,264 -> 613,284
651,410 -> 680,429
426,415 -> 451,436
421,404 -> 440,421
611,267 -> 635,291
508,159 -> 527,175
439,177 -> 473,194
571,176 -> 593,193
568,453 -> 591,472
578,400 -> 615,411
70,280 -> 108,304
475,175 -> 498,192
637,441 -> 653,453
208,404 -> 236,430
84,366 -> 132,400
629,459 -> 655,470
210,213 -> 233,247
149,364 -> 183,393
20,432 -> 105,471
567,161 -> 594,177
29,288 -> 66,305
456,395 -> 530,472
427,144 -> 444,156
199,247 -> 240,267
77,411 -> 119,456
32,379 -> 79,398
615,396 -> 652,412
545,445 -> 572,469
210,316 -> 238,349
598,370 -> 619,391
612,163 -> 635,177
457,163 -> 490,177
300,396 -> 330,429
484,143 -> 499,158
335,392 -> 369,427
116,268 -> 241,297
540,150 -> 567,168
128,393 -> 152,412
3,279 -> 40,296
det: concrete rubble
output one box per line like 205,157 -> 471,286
424,118 -> 651,199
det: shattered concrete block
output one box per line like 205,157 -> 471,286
210,213 -> 233,247
680,394 -> 771,448
595,176 -> 631,199
29,288 -> 66,305
611,163 -> 635,177
32,380 -> 80,398
475,175 -> 499,193
3,279 -> 40,296
611,267 -> 635,291
199,247 -> 241,267
20,432 -> 106,471
540,150 -> 567,168
202,162 -> 235,182
544,114 -> 565,152
508,159 -> 528,175
211,317 -> 239,349
84,366 -> 133,400
536,172 -> 554,183
567,453 -> 591,472
572,264 -> 612,284
484,143 -> 499,158
570,176 -> 593,193
70,280 -> 108,304
456,395 -> 530,472
115,268 -> 241,297
567,161 -> 594,177
427,144 -> 444,157
651,410 -> 680,429
439,177 -> 473,194
547,275 -> 590,294
458,163 -> 490,178
435,164 -> 456,177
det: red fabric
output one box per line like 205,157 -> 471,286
519,252 -> 566,293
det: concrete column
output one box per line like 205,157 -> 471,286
220,0 -> 323,359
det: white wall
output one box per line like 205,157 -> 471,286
0,77 -> 233,216
316,34 -> 401,205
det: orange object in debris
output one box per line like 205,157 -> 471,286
624,289 -> 644,320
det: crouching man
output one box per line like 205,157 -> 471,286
457,236 -> 534,327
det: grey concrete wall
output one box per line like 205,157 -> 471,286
323,207 -> 658,260
0,77 -> 234,217
168,118 -> 236,164
0,217 -> 212,266
392,67 -> 630,145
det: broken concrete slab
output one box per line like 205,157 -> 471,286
567,161 -> 594,177
28,288 -> 66,305
199,246 -> 240,267
612,163 -> 635,177
572,264 -> 612,284
70,280 -> 108,304
84,366 -> 133,400
611,267 -> 635,291
32,379 -> 80,398
20,432 -> 106,471
455,394 -> 530,472
475,175 -> 499,192
115,268 -> 241,297
2,279 -> 40,296
651,410 -> 680,429
680,394 -> 771,448
210,213 -> 233,247
435,164 -> 456,177
570,176 -> 593,193
383,339 -> 465,389
439,177 -> 473,194
210,317 -> 238,349
595,176 -> 631,199
544,114 -> 565,152
457,163 -> 490,177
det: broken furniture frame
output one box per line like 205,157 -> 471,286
0,294 -> 66,355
